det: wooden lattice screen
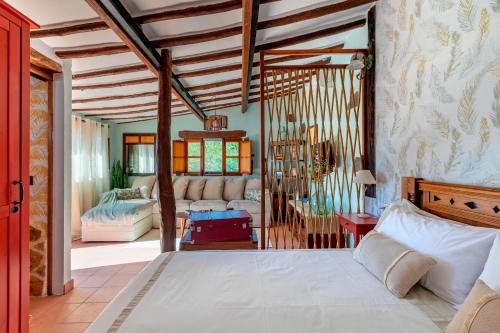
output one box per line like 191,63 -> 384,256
259,50 -> 367,250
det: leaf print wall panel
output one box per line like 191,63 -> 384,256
29,76 -> 50,296
373,0 -> 500,212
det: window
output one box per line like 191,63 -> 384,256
204,139 -> 223,174
123,133 -> 156,175
173,138 -> 252,176
187,139 -> 202,174
225,140 -> 240,174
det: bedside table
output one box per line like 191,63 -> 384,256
336,213 -> 378,248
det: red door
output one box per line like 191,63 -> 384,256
0,9 -> 29,333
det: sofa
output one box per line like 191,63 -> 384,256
150,176 -> 270,229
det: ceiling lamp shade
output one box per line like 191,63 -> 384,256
204,115 -> 228,131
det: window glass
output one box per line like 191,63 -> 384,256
225,141 -> 239,173
226,141 -> 239,156
187,141 -> 202,173
226,158 -> 239,173
204,139 -> 223,173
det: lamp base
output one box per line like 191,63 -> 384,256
357,213 -> 372,218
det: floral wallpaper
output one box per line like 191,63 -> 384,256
374,0 -> 500,208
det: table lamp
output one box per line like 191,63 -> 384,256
354,170 -> 376,218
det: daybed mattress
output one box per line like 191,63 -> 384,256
81,199 -> 153,227
88,250 -> 455,333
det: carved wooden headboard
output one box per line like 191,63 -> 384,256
401,177 -> 500,229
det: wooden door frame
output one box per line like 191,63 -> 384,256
30,48 -> 61,296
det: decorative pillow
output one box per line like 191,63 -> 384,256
185,178 -> 206,201
244,189 -> 261,202
116,188 -> 143,200
245,178 -> 261,192
131,176 -> 156,198
202,178 -> 224,200
479,231 -> 500,292
151,181 -> 158,200
173,177 -> 189,200
376,205 -> 497,305
445,280 -> 500,333
353,230 -> 436,298
224,178 -> 246,201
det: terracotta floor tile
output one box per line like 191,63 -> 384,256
78,273 -> 113,288
63,302 -> 108,323
103,273 -> 137,287
95,264 -> 125,275
72,274 -> 91,287
52,322 -> 90,333
86,287 -> 123,303
61,287 -> 98,304
30,303 -> 81,331
71,267 -> 99,277
118,262 -> 148,274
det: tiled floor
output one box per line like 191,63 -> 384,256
29,229 -> 162,333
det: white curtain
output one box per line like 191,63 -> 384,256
137,145 -> 155,173
71,116 -> 110,239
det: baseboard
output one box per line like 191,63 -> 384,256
63,278 -> 74,294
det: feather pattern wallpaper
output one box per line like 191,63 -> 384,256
374,0 -> 500,209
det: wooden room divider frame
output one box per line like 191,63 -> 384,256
259,49 -> 369,250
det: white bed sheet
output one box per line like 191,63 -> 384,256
88,250 -> 451,333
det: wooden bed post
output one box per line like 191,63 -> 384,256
157,49 -> 176,252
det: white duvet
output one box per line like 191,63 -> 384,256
88,250 -> 449,333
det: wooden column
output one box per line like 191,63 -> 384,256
157,49 -> 176,252
241,0 -> 260,113
364,6 -> 376,198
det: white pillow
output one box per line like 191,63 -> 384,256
376,206 -> 497,306
480,231 -> 500,291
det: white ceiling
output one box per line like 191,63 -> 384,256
6,0 -> 373,123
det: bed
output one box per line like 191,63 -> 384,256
87,178 -> 500,332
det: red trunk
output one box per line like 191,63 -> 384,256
189,210 -> 253,244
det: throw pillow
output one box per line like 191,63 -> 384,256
244,189 -> 261,202
173,177 -> 189,200
445,280 -> 500,333
223,178 -> 246,201
202,177 -> 224,200
185,178 -> 206,201
131,176 -> 156,198
353,230 -> 437,298
116,188 -> 143,200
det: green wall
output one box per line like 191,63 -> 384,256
109,102 -> 262,174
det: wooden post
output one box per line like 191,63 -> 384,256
364,6 -> 376,198
157,49 -> 176,252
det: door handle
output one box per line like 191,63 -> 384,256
13,180 -> 24,205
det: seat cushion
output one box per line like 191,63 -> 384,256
227,200 -> 260,214
153,200 -> 192,214
190,200 -> 228,211
173,177 -> 189,200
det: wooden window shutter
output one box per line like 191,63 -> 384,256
240,140 -> 252,174
172,140 -> 187,174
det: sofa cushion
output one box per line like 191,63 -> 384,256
223,178 -> 246,201
202,177 -> 224,200
185,178 -> 206,201
190,200 -> 228,212
227,200 -> 260,214
173,177 -> 189,200
153,200 -> 192,214
131,176 -> 156,198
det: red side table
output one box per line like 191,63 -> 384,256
336,213 -> 379,248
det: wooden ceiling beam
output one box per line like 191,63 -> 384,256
73,76 -> 156,90
72,101 -> 157,112
83,0 -> 206,121
53,1 -> 370,59
241,0 -> 260,113
32,0 -> 278,38
73,90 -> 159,104
174,19 -> 365,66
72,63 -> 148,80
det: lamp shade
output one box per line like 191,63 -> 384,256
354,170 -> 376,185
